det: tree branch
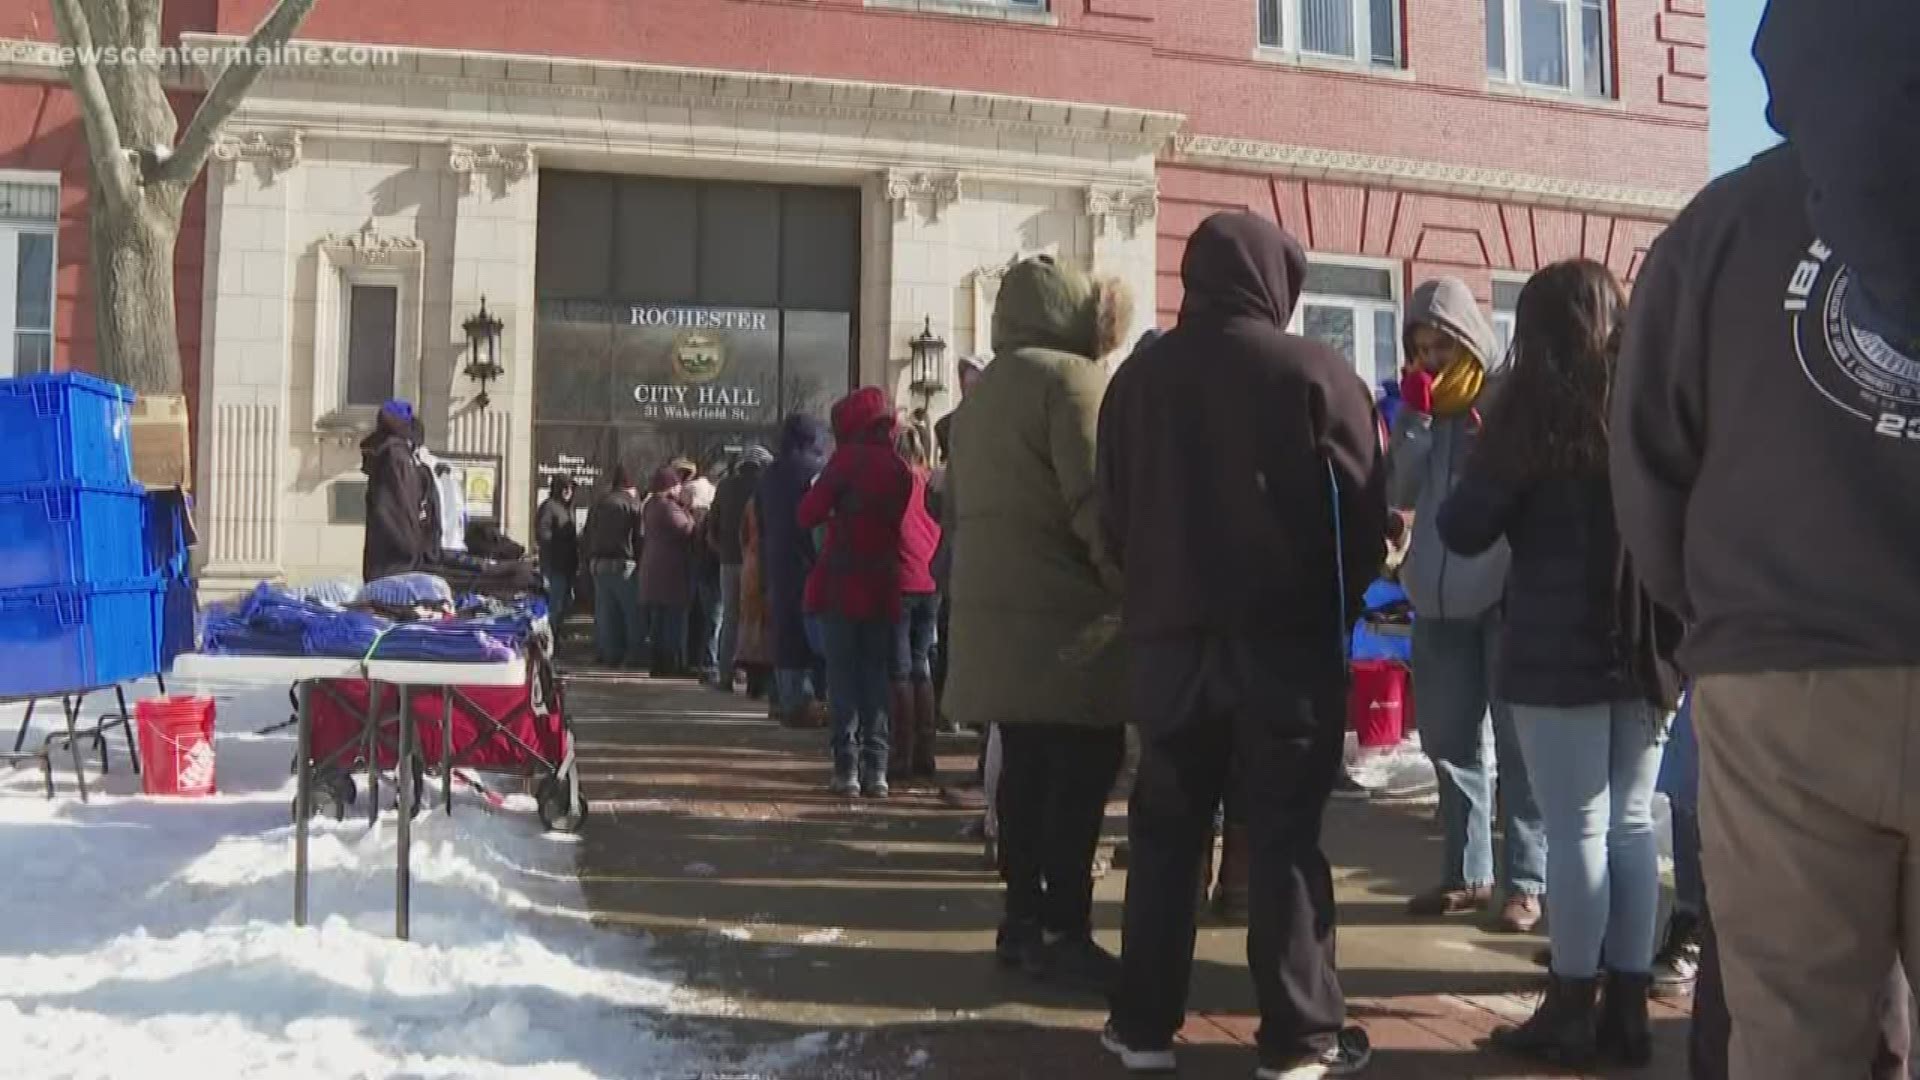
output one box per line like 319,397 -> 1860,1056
50,0 -> 135,210
159,0 -> 320,185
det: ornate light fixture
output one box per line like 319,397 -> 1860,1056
908,316 -> 947,404
461,297 -> 505,409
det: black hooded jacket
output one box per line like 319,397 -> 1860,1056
360,413 -> 429,582
1097,212 -> 1388,676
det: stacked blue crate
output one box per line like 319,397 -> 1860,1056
0,373 -> 170,697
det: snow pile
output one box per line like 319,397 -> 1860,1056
0,675 -> 815,1080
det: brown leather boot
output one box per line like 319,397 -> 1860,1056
1212,823 -> 1250,924
887,681 -> 915,782
911,680 -> 940,778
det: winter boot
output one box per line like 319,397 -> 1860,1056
911,680 -> 940,779
1651,910 -> 1702,999
887,681 -> 915,782
1490,974 -> 1601,1067
1596,970 -> 1654,1068
1211,823 -> 1250,924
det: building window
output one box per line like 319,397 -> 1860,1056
329,479 -> 367,525
0,176 -> 59,378
1290,259 -> 1402,390
1259,0 -> 1401,67
309,223 -> 425,431
344,284 -> 399,408
1492,275 -> 1526,360
1488,0 -> 1611,97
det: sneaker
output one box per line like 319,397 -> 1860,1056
1497,893 -> 1545,934
1651,911 -> 1702,999
1256,1027 -> 1373,1079
1407,884 -> 1492,918
1101,1023 -> 1177,1073
862,776 -> 891,799
995,918 -> 1041,968
828,774 -> 859,797
1331,770 -> 1371,800
1026,933 -> 1120,994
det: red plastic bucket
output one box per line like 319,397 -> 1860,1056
1348,661 -> 1408,749
136,696 -> 217,797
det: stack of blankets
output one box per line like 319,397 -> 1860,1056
203,576 -> 542,663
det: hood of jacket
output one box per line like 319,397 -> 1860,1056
359,413 -> 412,477
776,413 -> 831,474
1404,277 -> 1504,374
992,256 -> 1096,358
830,386 -> 897,445
1178,212 -> 1306,329
1757,0 -> 1920,347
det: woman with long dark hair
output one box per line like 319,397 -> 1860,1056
1437,259 -> 1667,1068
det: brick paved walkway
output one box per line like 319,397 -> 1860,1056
563,668 -> 1692,1079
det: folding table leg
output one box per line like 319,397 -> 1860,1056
395,684 -> 413,941
364,685 -> 380,828
293,682 -> 313,927
116,686 -> 140,776
62,696 -> 88,804
442,692 -> 454,816
13,699 -> 35,752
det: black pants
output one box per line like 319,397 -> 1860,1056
1111,636 -> 1347,1061
1692,907 -> 1910,1080
997,722 -> 1126,936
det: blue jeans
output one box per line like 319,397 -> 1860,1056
541,560 -> 574,626
692,576 -> 722,674
643,603 -> 689,674
717,564 -> 744,680
1513,700 -> 1668,977
821,615 -> 894,781
892,592 -> 940,682
592,563 -> 646,666
1660,690 -> 1702,914
1412,615 -> 1547,896
775,616 -> 827,715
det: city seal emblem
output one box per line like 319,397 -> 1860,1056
673,331 -> 726,384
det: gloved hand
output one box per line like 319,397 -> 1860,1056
1401,367 -> 1436,416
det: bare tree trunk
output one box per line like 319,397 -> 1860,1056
90,178 -> 186,395
52,0 -> 319,395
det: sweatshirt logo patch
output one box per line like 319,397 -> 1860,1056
1786,238 -> 1920,440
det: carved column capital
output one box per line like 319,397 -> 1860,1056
449,143 -> 535,197
212,129 -> 303,184
1085,183 -> 1159,239
885,169 -> 964,224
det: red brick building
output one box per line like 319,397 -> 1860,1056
0,0 -> 1706,587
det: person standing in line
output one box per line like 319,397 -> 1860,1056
1392,276 -> 1548,933
946,255 -> 1133,993
709,446 -> 774,692
738,487 -> 776,706
889,423 -> 944,788
1614,11 -> 1920,1069
536,476 -> 580,627
760,413 -> 833,727
581,465 -> 648,668
1436,260 -> 1668,1067
1097,212 -> 1386,1078
682,466 -> 721,680
799,387 -> 913,798
932,354 -> 985,723
638,466 -> 698,678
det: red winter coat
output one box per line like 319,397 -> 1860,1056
799,387 -> 913,622
898,466 -> 941,595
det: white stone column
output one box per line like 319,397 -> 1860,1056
1085,182 -> 1160,346
880,168 -> 963,408
443,143 -> 537,539
196,131 -> 303,596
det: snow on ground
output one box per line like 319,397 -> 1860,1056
0,674 -> 820,1080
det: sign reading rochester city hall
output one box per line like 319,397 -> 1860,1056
626,305 -> 776,425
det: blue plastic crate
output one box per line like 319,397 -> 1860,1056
0,372 -> 135,487
0,579 -> 161,697
0,482 -> 150,591
157,575 -> 197,668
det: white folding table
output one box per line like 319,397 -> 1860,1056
172,652 -> 526,940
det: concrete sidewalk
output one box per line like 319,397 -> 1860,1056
565,670 -> 1692,1079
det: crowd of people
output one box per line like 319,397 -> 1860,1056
514,10 -> 1920,1073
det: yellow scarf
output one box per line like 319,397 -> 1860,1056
1428,351 -> 1485,417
